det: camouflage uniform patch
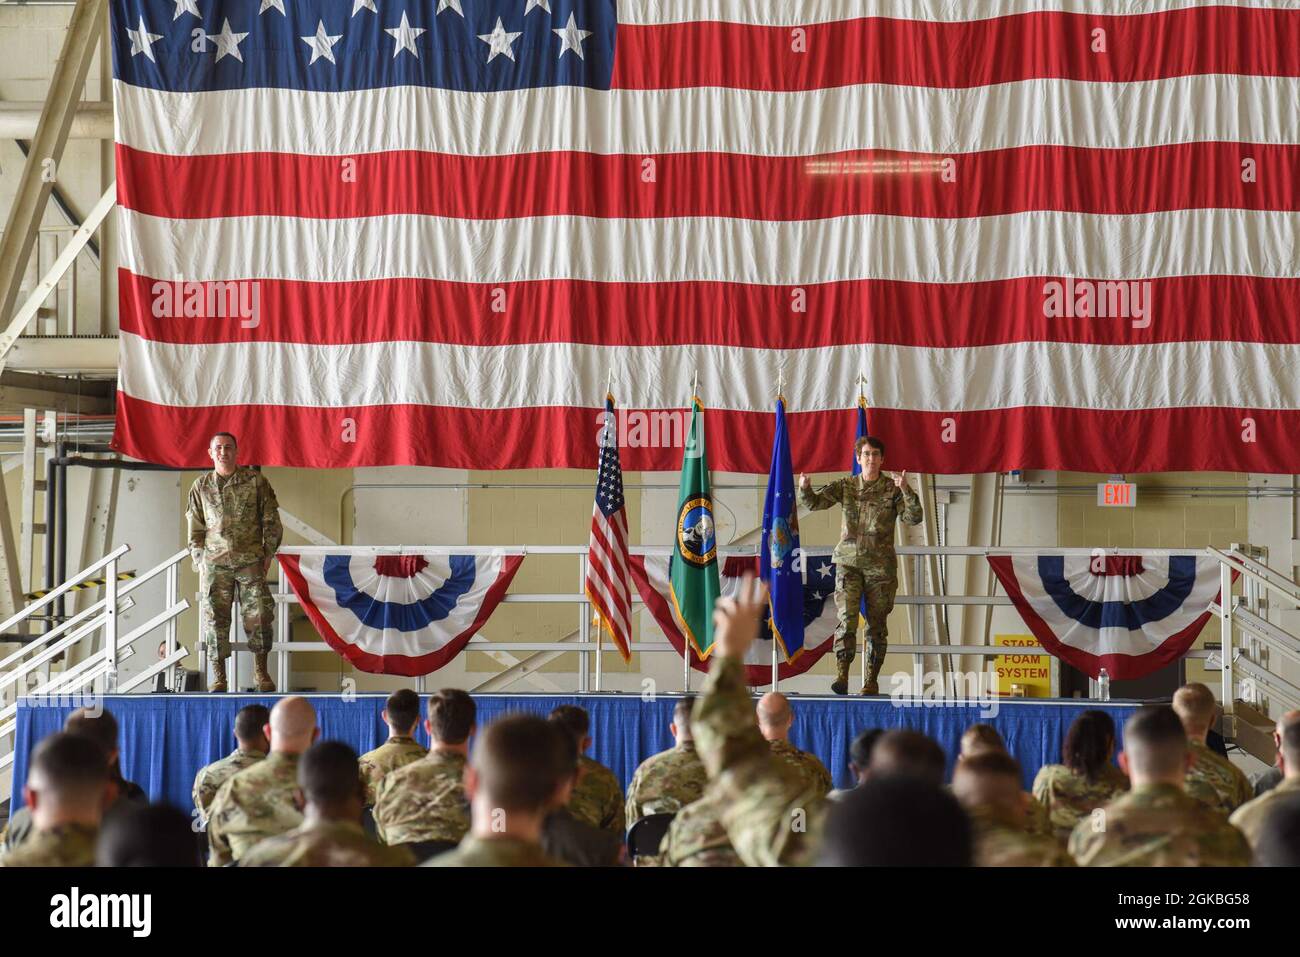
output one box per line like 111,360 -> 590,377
569,755 -> 625,834
372,751 -> 471,847
0,822 -> 97,867
423,835 -> 564,867
187,467 -> 283,661
768,739 -> 834,797
799,474 -> 922,669
625,742 -> 708,828
240,819 -> 416,867
1186,740 -> 1254,816
1032,763 -> 1129,842
1228,775 -> 1300,850
358,735 -> 428,806
1068,782 -> 1251,867
206,752 -> 304,866
968,806 -> 1076,867
193,748 -> 266,825
662,790 -> 742,867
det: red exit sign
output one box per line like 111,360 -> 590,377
1097,482 -> 1137,507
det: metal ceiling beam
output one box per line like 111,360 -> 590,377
0,371 -> 112,414
2,334 -> 118,373
0,102 -> 113,140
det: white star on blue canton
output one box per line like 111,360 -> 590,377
172,0 -> 200,21
127,16 -> 163,61
553,12 -> 592,60
206,19 -> 249,63
385,12 -> 425,57
478,17 -> 522,62
818,563 -> 833,579
301,20 -> 343,65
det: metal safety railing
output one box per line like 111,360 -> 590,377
0,545 -> 190,770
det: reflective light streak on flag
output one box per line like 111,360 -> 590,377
109,0 -> 1300,474
586,394 -> 632,662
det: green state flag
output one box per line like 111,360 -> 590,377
669,397 -> 722,657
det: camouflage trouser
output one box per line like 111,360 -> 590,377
833,564 -> 897,678
201,563 -> 274,661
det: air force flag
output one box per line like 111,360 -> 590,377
278,551 -> 524,676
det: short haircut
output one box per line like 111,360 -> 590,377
952,751 -> 1024,809
473,715 -> 568,813
1253,793 -> 1300,867
1063,709 -> 1116,780
849,728 -> 883,769
869,729 -> 947,786
1123,706 -> 1189,777
549,717 -> 582,777
385,688 -> 421,731
549,704 -> 590,741
427,689 -> 476,745
1172,683 -> 1217,730
96,803 -> 199,867
28,733 -> 110,798
960,723 -> 1005,758
234,704 -> 270,743
1281,720 -> 1300,767
210,431 -> 238,448
818,776 -> 971,866
672,696 -> 695,731
855,435 -> 885,458
298,741 -> 363,806
63,707 -> 119,756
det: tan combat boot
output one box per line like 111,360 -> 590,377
253,653 -> 276,693
210,658 -> 228,693
860,661 -> 881,696
831,658 -> 850,696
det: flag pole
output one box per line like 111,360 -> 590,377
772,375 -> 781,691
595,610 -> 604,692
684,370 -> 697,693
859,372 -> 868,692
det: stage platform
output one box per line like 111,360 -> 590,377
9,694 -> 1141,815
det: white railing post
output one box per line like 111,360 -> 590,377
103,553 -> 118,690
276,564 -> 289,692
577,556 -> 589,694
165,559 -> 178,692
1219,558 -> 1235,734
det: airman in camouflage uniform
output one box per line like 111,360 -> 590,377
768,739 -> 833,797
0,822 -> 98,868
358,735 -> 427,806
187,432 -> 283,692
193,747 -> 266,825
1032,763 -> 1129,842
1230,776 -> 1300,850
799,437 -> 923,695
425,835 -> 564,867
372,751 -> 471,847
968,806 -> 1075,867
1185,739 -> 1253,816
661,790 -> 742,867
1068,782 -> 1250,866
569,756 -> 625,833
206,752 -> 304,866
625,741 -> 707,828
240,819 -> 416,867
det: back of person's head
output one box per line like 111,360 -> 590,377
64,707 -> 119,762
1281,720 -> 1300,772
548,719 -> 582,783
672,697 -> 694,739
1253,793 -> 1300,867
27,733 -> 110,811
1172,683 -> 1217,735
959,723 -> 1005,758
755,692 -> 792,737
849,728 -> 883,774
427,689 -> 476,745
952,751 -> 1024,813
869,729 -> 947,786
298,741 -> 364,808
95,803 -> 199,866
234,704 -> 270,747
1063,709 -> 1116,780
818,776 -> 972,866
1123,706 -> 1189,780
269,696 -> 318,752
473,715 -> 568,814
385,688 -> 421,733
548,704 -> 590,745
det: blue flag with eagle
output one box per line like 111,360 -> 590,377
761,397 -> 804,658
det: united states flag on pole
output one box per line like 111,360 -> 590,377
585,394 -> 632,662
109,1 -> 1300,475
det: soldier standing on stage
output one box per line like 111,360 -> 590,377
187,431 -> 283,693
799,435 -> 923,696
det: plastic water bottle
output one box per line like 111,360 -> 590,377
1098,668 -> 1111,702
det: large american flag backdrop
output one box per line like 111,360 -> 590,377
109,1 -> 1300,474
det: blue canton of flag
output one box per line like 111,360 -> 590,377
760,397 -> 804,659
113,0 -> 616,93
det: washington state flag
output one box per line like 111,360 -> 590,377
669,397 -> 722,656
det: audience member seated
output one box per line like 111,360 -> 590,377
661,788 -> 743,868
358,689 -> 427,807
1032,710 -> 1129,842
868,729 -> 946,786
624,696 -> 706,831
1249,710 -> 1299,798
1252,793 -> 1300,867
953,752 -> 1074,866
240,741 -> 414,867
374,689 -> 476,861
96,803 -> 200,867
548,704 -> 625,834
828,728 -> 883,801
1173,683 -> 1253,815
207,696 -> 319,866
818,775 -> 972,866
192,704 -> 270,827
1230,718 -> 1300,851
1068,706 -> 1250,867
957,723 -> 1052,837
542,721 -> 625,866
0,733 -> 108,868
425,715 -> 569,867
757,691 -> 833,797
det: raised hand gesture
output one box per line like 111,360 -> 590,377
891,470 -> 908,489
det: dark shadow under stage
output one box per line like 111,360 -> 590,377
9,693 -> 1140,814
